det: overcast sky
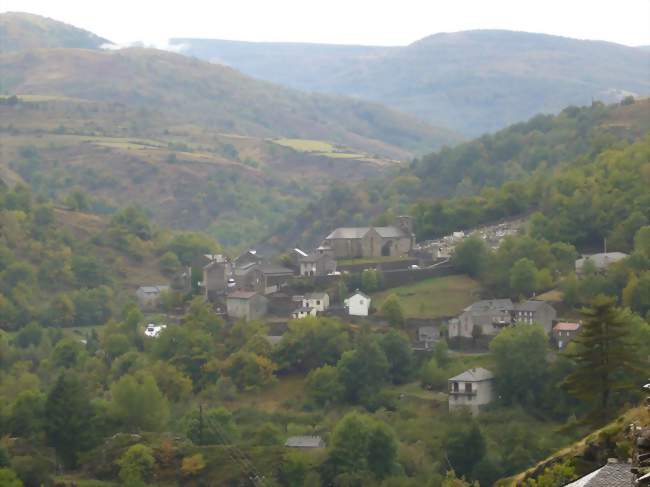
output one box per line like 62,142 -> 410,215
3,0 -> 650,47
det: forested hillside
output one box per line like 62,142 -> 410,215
174,30 -> 650,135
267,99 -> 650,251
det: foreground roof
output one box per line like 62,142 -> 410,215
465,299 -> 513,313
565,461 -> 633,487
448,367 -> 494,382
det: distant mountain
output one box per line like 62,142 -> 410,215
173,31 -> 650,136
0,46 -> 460,158
0,11 -> 109,51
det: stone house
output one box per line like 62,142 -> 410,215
511,300 -> 557,333
237,264 -> 295,295
322,216 -> 414,259
449,299 -> 557,339
135,285 -> 169,310
234,249 -> 264,268
299,247 -> 337,276
344,291 -> 371,316
226,291 -> 268,321
448,367 -> 495,415
284,436 -> 325,449
302,292 -> 329,313
553,322 -> 581,349
202,255 -> 232,300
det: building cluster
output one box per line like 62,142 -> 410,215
448,298 -> 557,339
416,219 -> 523,259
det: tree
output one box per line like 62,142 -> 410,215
45,374 -> 94,468
446,422 -> 486,478
9,390 -> 45,437
337,337 -> 389,404
380,295 -> 405,327
634,225 -> 650,258
361,269 -> 380,293
184,406 -> 239,445
275,317 -> 350,373
305,365 -> 344,406
325,412 -> 398,481
563,295 -> 642,422
181,453 -> 206,477
117,444 -> 155,486
159,251 -> 181,276
379,331 -> 413,384
220,351 -> 277,391
0,469 -> 22,487
452,236 -> 488,277
509,258 -> 538,297
489,324 -> 549,405
51,337 -> 84,368
109,372 -> 170,431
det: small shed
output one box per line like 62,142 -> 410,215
135,285 -> 169,310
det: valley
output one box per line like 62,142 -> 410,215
0,9 -> 648,487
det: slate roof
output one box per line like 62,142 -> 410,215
325,226 -> 407,240
326,227 -> 371,239
514,300 -> 550,312
448,367 -> 494,382
554,322 -> 581,332
565,461 -> 633,486
284,436 -> 325,448
464,299 -> 513,313
293,306 -> 313,313
305,292 -> 328,300
227,291 -> 259,299
137,285 -> 168,294
374,226 -> 408,238
257,264 -> 294,276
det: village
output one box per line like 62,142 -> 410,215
133,215 -> 628,417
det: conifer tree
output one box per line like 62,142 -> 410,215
45,373 -> 94,468
563,295 -> 641,423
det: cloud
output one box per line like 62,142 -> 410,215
100,40 -> 188,53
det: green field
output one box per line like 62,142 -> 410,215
271,137 -> 377,161
373,274 -> 480,319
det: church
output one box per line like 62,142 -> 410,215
321,216 -> 415,259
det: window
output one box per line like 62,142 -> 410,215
465,383 -> 473,394
452,382 -> 459,392
316,300 -> 320,305
359,299 -> 364,305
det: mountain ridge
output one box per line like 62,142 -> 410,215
173,30 -> 650,136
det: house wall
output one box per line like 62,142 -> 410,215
304,294 -> 329,312
346,295 -> 370,316
227,296 -> 268,321
448,379 -> 494,415
136,290 -> 160,310
325,238 -> 364,259
203,262 -> 230,298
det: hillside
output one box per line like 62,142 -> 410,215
264,98 -> 650,251
0,13 -> 461,157
174,30 -> 650,135
0,11 -> 109,51
0,13 -> 463,249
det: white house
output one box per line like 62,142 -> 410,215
344,291 -> 371,316
448,367 -> 495,415
302,292 -> 329,313
291,306 -> 318,320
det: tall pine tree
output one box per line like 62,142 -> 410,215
563,295 -> 641,423
45,373 -> 94,468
